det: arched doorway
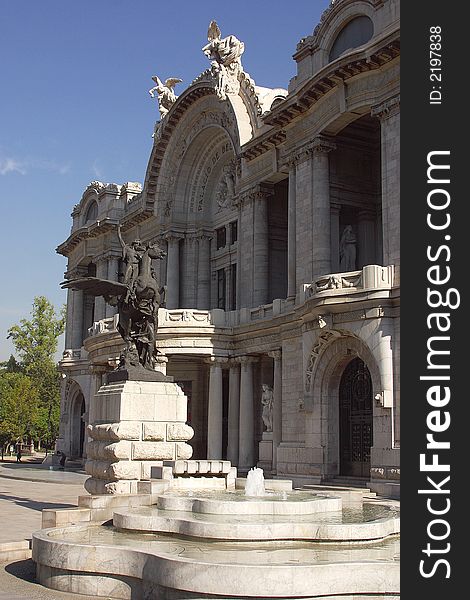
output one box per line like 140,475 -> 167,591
339,357 -> 373,477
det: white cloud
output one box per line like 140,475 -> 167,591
91,159 -> 104,179
0,157 -> 27,175
0,155 -> 70,176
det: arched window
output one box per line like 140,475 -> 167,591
84,201 -> 98,224
329,16 -> 374,62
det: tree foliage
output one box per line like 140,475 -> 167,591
1,296 -> 65,454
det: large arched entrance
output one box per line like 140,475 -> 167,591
339,357 -> 373,477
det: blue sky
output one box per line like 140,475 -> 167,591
0,0 -> 329,361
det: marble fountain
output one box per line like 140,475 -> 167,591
32,460 -> 399,600
32,368 -> 399,599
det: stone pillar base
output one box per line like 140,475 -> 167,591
85,380 -> 194,495
257,432 -> 273,473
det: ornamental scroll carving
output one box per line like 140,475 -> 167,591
305,330 -> 344,392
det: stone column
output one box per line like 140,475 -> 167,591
252,186 -> 272,306
197,233 -> 211,309
330,203 -> 341,272
227,360 -> 240,465
94,258 -> 107,321
311,137 -> 336,282
181,235 -> 197,308
268,350 -> 282,472
206,357 -> 227,459
238,356 -> 257,470
70,289 -> 84,349
237,193 -> 254,308
287,162 -> 297,298
372,96 -> 400,273
106,255 -> 120,317
358,209 -> 377,268
165,233 -> 183,309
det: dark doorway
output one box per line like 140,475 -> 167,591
79,396 -> 86,457
339,357 -> 373,477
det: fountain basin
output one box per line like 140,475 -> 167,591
33,523 -> 399,599
155,490 -> 341,515
113,499 -> 399,542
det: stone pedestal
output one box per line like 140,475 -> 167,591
258,432 -> 273,473
85,380 -> 194,494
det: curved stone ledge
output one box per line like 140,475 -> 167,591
113,502 -> 399,542
156,490 -> 341,515
32,524 -> 400,599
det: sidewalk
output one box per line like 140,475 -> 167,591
0,465 -> 97,599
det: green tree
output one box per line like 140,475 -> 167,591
0,354 -> 23,373
6,296 -> 65,450
0,372 -> 39,459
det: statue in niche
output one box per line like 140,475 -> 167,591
216,163 -> 236,209
261,384 -> 274,433
61,226 -> 167,379
202,20 -> 244,101
149,75 -> 183,119
339,224 -> 357,271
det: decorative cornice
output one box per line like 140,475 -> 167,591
239,183 -> 274,206
371,95 -> 400,121
265,31 -> 400,130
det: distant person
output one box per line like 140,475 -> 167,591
59,451 -> 66,468
16,448 -> 22,462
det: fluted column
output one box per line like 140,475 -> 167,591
287,162 -> 297,298
253,186 -> 272,306
268,350 -> 282,472
227,359 -> 241,465
311,137 -> 336,282
94,258 -> 107,321
181,235 -> 197,308
106,255 -> 120,317
372,96 -> 400,273
206,357 -> 227,459
71,289 -> 84,348
197,233 -> 212,309
238,356 -> 257,470
164,233 -> 183,309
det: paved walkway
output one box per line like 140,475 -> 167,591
0,464 -> 98,599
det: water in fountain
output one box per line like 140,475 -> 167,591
245,466 -> 266,496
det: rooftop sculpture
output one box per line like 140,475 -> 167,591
202,20 -> 245,100
149,75 -> 183,119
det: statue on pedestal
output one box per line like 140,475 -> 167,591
339,224 -> 357,271
261,384 -> 274,433
61,226 -> 167,380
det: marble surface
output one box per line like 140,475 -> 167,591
33,523 -> 399,598
113,501 -> 399,541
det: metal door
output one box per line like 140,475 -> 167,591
339,357 -> 373,477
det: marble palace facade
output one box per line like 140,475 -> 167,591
57,0 -> 400,496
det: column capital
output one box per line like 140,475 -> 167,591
311,135 -> 336,155
239,183 -> 274,206
268,349 -> 282,361
236,355 -> 259,365
205,356 -> 229,366
371,95 -> 400,121
163,231 -> 184,243
196,229 -> 214,242
65,265 -> 88,279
